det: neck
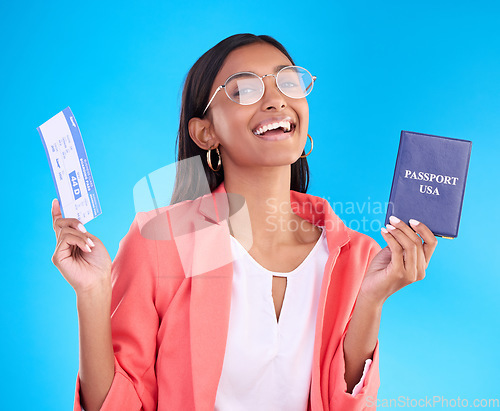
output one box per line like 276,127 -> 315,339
222,164 -> 310,248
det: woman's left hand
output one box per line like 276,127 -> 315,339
358,216 -> 438,306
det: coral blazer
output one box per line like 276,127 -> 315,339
73,181 -> 382,410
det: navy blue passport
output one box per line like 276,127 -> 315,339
385,130 -> 472,239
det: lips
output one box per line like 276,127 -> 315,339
252,116 -> 296,135
255,127 -> 295,141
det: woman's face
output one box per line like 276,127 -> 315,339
204,42 -> 310,168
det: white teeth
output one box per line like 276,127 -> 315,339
253,120 -> 293,135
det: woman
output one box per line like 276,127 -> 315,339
51,33 -> 437,411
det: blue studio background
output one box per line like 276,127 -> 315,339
1,0 -> 499,409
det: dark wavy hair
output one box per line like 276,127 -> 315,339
170,33 -> 310,205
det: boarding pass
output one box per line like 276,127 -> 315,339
38,107 -> 101,224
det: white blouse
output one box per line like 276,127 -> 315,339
214,227 -> 371,410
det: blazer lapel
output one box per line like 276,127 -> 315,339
190,182 -> 234,410
289,191 -> 351,410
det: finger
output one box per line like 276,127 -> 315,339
409,219 -> 438,266
65,224 -> 97,248
58,226 -> 94,250
53,217 -> 87,240
380,227 -> 405,272
52,199 -> 87,234
389,216 -> 424,247
389,215 -> 426,279
54,231 -> 92,262
85,232 -> 97,248
385,224 -> 418,278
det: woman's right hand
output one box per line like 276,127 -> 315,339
51,198 -> 112,295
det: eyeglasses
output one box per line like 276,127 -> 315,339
202,65 -> 316,116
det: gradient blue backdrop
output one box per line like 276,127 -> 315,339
1,0 -> 499,409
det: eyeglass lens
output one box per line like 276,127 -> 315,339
225,67 -> 313,105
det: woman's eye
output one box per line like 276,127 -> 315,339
233,88 -> 256,97
281,81 -> 298,88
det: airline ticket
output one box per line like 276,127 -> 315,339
38,107 -> 101,224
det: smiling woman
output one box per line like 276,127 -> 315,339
50,33 -> 438,411
170,35 -> 312,205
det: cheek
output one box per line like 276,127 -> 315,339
213,107 -> 252,139
297,101 -> 309,130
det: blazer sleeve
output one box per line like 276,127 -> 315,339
73,214 -> 159,411
328,237 -> 382,410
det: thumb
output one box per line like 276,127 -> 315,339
52,198 -> 61,218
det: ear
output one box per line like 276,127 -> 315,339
188,117 -> 219,150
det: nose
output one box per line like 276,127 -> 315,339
259,75 -> 286,111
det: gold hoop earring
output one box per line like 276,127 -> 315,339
300,134 -> 313,158
207,145 -> 222,171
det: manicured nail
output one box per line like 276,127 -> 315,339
409,219 -> 420,226
381,227 -> 389,234
87,238 -> 95,248
386,224 -> 396,231
77,223 -> 87,233
85,244 -> 92,253
389,215 -> 400,224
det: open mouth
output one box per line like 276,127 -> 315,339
252,120 -> 296,139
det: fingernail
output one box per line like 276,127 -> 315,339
87,238 -> 95,248
386,224 -> 396,230
381,227 -> 389,234
78,223 -> 87,233
85,244 -> 92,253
389,215 -> 400,224
409,219 -> 420,226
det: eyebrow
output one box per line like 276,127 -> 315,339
227,64 -> 291,80
273,64 -> 289,72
